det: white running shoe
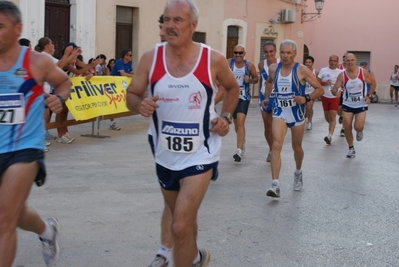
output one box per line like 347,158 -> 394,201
356,131 -> 363,141
266,182 -> 280,198
324,136 -> 332,145
40,217 -> 60,266
266,150 -> 272,162
293,171 -> 303,191
346,148 -> 356,158
148,255 -> 169,267
192,248 -> 211,267
233,149 -> 242,162
57,134 -> 73,144
109,122 -> 121,130
64,132 -> 75,142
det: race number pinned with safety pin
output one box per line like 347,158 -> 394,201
276,93 -> 296,108
161,121 -> 200,153
0,93 -> 25,125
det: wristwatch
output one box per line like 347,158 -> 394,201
56,95 -> 66,105
305,94 -> 311,103
220,112 -> 233,124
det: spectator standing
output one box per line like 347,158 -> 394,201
104,57 -> 121,130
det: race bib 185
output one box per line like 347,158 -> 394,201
161,121 -> 200,153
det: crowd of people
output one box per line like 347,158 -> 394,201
0,0 -> 392,267
17,36 -> 135,150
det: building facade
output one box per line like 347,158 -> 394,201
304,0 -> 398,100
14,0 -> 312,91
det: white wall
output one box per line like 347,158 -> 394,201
19,0 -> 45,47
70,0 -> 97,61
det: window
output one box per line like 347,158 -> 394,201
348,51 -> 371,68
192,32 -> 206,44
227,26 -> 239,37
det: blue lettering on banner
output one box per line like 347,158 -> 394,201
161,121 -> 199,136
70,81 -> 118,99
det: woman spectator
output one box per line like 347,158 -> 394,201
105,58 -> 115,76
104,58 -> 120,130
35,37 -> 80,145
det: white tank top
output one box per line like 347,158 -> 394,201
148,43 -> 221,170
232,64 -> 246,99
317,67 -> 342,98
391,71 -> 399,86
343,67 -> 367,108
305,68 -> 316,94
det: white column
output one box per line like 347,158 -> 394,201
70,0 -> 97,61
19,0 -> 45,47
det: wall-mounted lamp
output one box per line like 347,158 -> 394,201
301,0 -> 324,23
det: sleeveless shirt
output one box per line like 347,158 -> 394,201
148,43 -> 221,170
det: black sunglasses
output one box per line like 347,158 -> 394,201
234,51 -> 244,55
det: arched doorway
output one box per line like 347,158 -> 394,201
303,44 -> 309,64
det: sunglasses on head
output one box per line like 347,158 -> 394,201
234,51 -> 244,55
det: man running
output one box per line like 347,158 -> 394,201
126,1 -> 239,266
0,2 -> 71,266
317,55 -> 342,145
228,44 -> 258,162
258,41 -> 279,162
331,54 -> 376,158
304,55 -> 318,130
262,39 -> 323,198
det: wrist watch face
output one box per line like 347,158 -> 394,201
221,113 -> 233,124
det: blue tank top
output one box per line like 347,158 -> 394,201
272,62 -> 306,123
229,58 -> 251,101
0,46 -> 45,153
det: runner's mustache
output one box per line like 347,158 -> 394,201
167,29 -> 178,36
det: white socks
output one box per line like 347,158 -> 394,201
157,245 -> 172,262
39,222 -> 54,240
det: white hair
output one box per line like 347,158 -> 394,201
166,0 -> 199,24
280,39 -> 297,52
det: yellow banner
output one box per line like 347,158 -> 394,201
66,76 -> 131,121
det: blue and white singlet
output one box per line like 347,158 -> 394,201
229,58 -> 251,101
272,62 -> 306,124
0,46 -> 45,153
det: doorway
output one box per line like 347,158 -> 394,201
45,0 -> 71,59
226,26 -> 239,59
